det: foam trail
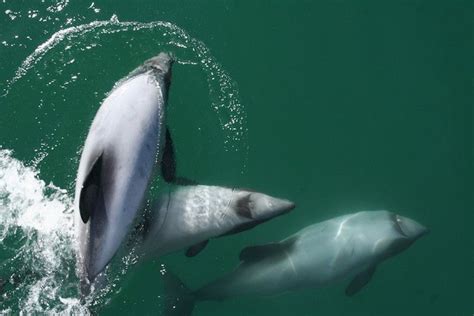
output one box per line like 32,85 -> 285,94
0,149 -> 87,314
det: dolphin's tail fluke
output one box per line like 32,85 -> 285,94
163,270 -> 196,316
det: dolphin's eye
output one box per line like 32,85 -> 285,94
392,214 -> 407,237
396,215 -> 402,224
150,65 -> 161,72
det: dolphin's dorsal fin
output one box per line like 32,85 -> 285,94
239,237 -> 298,262
79,153 -> 103,223
345,265 -> 377,296
185,240 -> 209,257
161,127 -> 200,186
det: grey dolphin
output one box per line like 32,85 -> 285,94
164,210 -> 428,315
140,184 -> 295,258
74,53 -> 174,285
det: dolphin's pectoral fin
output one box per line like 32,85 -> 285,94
185,240 -> 209,257
239,237 -> 298,262
79,153 -> 104,223
345,265 -> 376,296
161,127 -> 176,183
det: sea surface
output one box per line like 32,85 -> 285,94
0,1 -> 472,315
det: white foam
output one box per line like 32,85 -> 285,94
0,149 -> 72,235
0,149 -> 87,314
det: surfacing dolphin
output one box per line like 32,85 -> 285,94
139,184 -> 295,258
74,53 -> 175,286
164,210 -> 428,315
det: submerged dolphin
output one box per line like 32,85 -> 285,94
74,53 -> 174,285
140,185 -> 295,258
164,210 -> 428,315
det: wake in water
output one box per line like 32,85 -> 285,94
0,147 -> 157,313
0,149 -> 85,314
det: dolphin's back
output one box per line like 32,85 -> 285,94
194,214 -> 375,300
75,69 -> 168,281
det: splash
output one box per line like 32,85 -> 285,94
4,15 -> 248,154
0,149 -> 148,313
0,149 -> 87,314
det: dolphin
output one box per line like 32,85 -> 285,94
139,185 -> 296,258
164,210 -> 428,315
74,53 -> 175,286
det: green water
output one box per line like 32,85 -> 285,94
0,1 -> 472,315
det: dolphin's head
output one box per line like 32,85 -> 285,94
392,214 -> 429,241
144,52 -> 174,93
352,211 -> 429,261
382,213 -> 429,259
145,52 -> 174,73
232,190 -> 295,224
